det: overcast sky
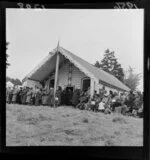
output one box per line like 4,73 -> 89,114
6,9 -> 144,91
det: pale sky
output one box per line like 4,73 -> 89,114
6,9 -> 144,91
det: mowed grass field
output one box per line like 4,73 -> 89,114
6,104 -> 143,146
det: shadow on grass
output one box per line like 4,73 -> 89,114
82,118 -> 89,123
112,116 -> 128,124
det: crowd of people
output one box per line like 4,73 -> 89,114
6,85 -> 143,118
72,87 -> 143,118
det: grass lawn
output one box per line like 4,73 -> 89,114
6,104 -> 143,146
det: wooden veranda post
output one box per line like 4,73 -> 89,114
90,78 -> 95,98
54,41 -> 60,107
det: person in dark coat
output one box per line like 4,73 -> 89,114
16,87 -> 23,104
21,87 -> 28,105
35,88 -> 42,106
20,87 -> 25,104
66,89 -> 73,105
72,89 -> 80,107
61,89 -> 67,105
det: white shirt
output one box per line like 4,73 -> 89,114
98,102 -> 105,110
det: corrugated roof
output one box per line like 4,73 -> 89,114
24,46 -> 130,91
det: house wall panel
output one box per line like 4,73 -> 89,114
43,60 -> 122,94
53,61 -> 87,90
57,62 -> 69,89
71,64 -> 87,89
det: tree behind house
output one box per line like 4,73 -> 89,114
94,49 -> 124,82
6,76 -> 22,85
124,66 -> 142,91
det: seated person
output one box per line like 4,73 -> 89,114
98,98 -> 105,112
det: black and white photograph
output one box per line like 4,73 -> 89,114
6,8 -> 144,146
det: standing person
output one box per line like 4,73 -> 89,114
66,88 -> 73,106
126,90 -> 135,113
26,88 -> 32,105
61,89 -> 67,105
55,86 -> 62,107
20,87 -> 25,104
31,88 -> 36,105
39,89 -> 43,105
90,91 -> 99,112
16,87 -> 19,104
8,88 -> 13,104
17,87 -> 23,104
42,86 -> 50,106
35,87 -> 42,106
72,89 -> 80,107
105,90 -> 113,107
120,92 -> 128,115
99,86 -> 106,102
40,87 -> 44,106
41,85 -> 47,106
104,93 -> 112,115
11,86 -> 19,104
22,87 -> 28,105
6,87 -> 11,103
49,87 -> 54,107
